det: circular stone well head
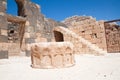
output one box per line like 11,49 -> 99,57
31,42 -> 75,69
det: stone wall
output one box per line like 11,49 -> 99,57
54,26 -> 106,55
63,16 -> 107,51
105,23 -> 120,53
0,0 -> 8,59
15,0 -> 67,56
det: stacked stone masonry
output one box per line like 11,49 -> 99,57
54,26 -> 106,55
0,0 -> 8,59
0,0 -> 120,59
105,23 -> 120,53
15,0 -> 67,56
63,16 -> 107,51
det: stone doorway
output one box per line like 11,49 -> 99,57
54,31 -> 64,42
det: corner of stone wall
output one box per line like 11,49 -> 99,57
0,0 -> 8,59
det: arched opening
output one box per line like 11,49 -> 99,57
54,31 -> 64,42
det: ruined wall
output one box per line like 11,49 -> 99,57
15,0 -> 67,56
105,23 -> 120,53
15,0 -> 43,56
54,27 -> 106,55
0,0 -> 8,59
63,16 -> 107,51
7,22 -> 21,56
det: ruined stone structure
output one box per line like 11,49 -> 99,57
0,0 -> 67,59
63,16 -> 120,53
63,16 -> 107,51
54,26 -> 106,55
31,42 -> 74,68
104,23 -> 120,53
0,0 -> 120,59
0,0 -> 8,59
15,0 -> 67,56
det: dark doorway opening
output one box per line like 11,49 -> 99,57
54,31 -> 64,42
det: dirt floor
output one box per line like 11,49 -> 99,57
0,53 -> 120,80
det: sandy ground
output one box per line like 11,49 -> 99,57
0,53 -> 120,80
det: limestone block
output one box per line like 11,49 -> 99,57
35,37 -> 47,42
36,55 -> 51,68
0,15 -> 7,29
64,53 -> 73,66
0,12 -> 5,16
24,33 -> 30,38
0,1 -> 6,12
8,43 -> 20,56
25,38 -> 35,43
1,29 -> 7,36
0,43 -> 8,51
53,54 -> 63,67
31,42 -> 75,68
0,35 -> 7,42
25,21 -> 30,26
0,51 -> 8,59
26,44 -> 31,51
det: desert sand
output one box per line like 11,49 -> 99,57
0,53 -> 120,80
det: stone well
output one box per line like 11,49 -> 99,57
31,42 -> 75,68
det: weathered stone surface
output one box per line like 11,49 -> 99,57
0,35 -> 8,42
25,38 -> 35,43
0,51 -> 8,59
105,23 -> 120,53
8,43 -> 20,56
15,0 -> 67,42
0,43 -> 8,51
25,50 -> 31,56
0,15 -> 7,29
63,16 -> 107,51
54,26 -> 106,55
0,29 -> 7,36
31,42 -> 75,68
0,1 -> 6,12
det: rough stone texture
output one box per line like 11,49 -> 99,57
25,50 -> 31,56
0,0 -> 8,59
0,0 -> 6,12
63,16 -> 107,51
0,43 -> 8,59
8,43 -> 20,56
0,0 -> 119,60
8,22 -> 20,43
0,35 -> 8,42
31,42 -> 75,68
15,0 -> 67,41
54,26 -> 106,55
0,14 -> 7,29
15,0 -> 67,55
105,23 -> 120,53
0,51 -> 8,59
